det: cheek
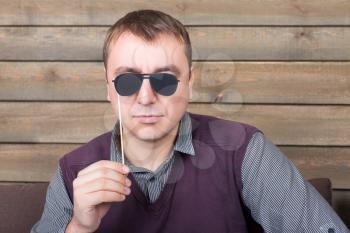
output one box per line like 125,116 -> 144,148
107,85 -> 118,113
175,82 -> 190,101
108,87 -> 131,118
119,97 -> 135,117
163,83 -> 190,107
163,92 -> 189,116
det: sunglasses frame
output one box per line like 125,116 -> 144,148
112,72 -> 180,96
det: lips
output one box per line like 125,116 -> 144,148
133,115 -> 162,123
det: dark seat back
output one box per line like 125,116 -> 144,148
0,182 -> 49,233
0,178 -> 331,233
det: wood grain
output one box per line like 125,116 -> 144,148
1,62 -> 350,104
0,102 -> 349,145
0,0 -> 349,26
0,144 -> 349,189
0,144 -> 79,182
1,27 -> 350,61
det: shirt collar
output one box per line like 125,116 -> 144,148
173,112 -> 195,156
110,111 -> 196,163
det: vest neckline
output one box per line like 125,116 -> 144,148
128,151 -> 185,212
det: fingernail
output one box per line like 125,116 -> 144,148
123,166 -> 130,173
125,187 -> 131,195
126,179 -> 131,186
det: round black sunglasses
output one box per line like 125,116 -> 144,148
112,72 -> 180,96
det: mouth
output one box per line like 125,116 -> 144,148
133,115 -> 163,124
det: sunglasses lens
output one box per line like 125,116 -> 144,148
150,73 -> 179,96
114,73 -> 142,96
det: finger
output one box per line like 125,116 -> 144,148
78,160 -> 130,177
85,191 -> 126,206
73,168 -> 132,188
75,178 -> 131,196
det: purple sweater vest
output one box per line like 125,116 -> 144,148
59,113 -> 261,233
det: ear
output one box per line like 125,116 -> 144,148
188,66 -> 195,100
107,84 -> 111,102
105,67 -> 111,102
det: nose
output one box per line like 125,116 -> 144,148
136,79 -> 157,105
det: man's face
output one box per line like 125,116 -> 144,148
106,32 -> 194,142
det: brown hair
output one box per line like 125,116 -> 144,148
103,9 -> 192,71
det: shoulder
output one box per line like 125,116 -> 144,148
189,112 -> 262,150
59,131 -> 112,168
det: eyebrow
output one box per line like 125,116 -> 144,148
113,64 -> 181,77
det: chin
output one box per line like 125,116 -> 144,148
133,122 -> 178,141
133,128 -> 165,141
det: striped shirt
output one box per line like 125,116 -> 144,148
31,112 -> 349,233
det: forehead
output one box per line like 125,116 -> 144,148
107,32 -> 188,71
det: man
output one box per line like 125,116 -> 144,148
32,10 -> 349,233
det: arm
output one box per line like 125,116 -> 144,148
31,161 -> 132,233
241,132 -> 349,232
31,166 -> 73,233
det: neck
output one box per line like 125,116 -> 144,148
122,124 -> 179,171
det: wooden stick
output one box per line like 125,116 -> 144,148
117,94 -> 125,164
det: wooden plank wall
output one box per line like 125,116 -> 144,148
0,0 -> 349,227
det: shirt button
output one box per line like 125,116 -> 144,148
328,228 -> 335,233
